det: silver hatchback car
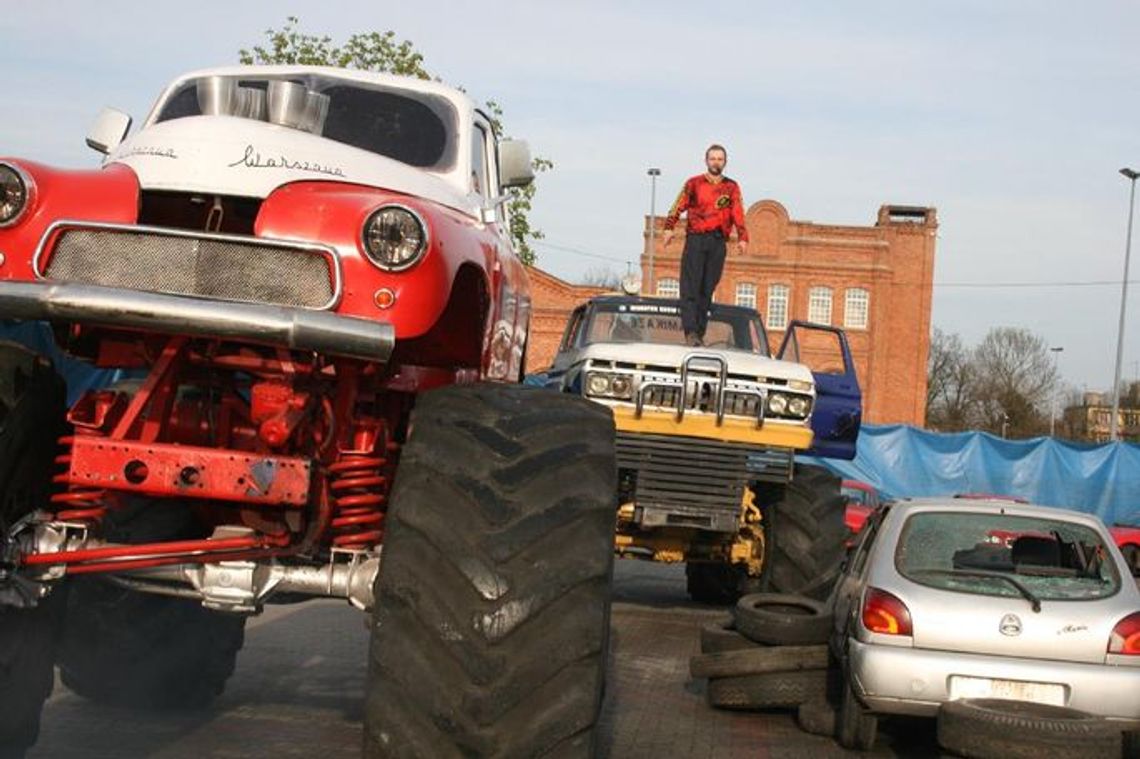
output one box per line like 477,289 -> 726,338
831,498 -> 1140,750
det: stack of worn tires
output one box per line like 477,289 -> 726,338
691,592 -> 837,731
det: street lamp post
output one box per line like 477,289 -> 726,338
647,168 -> 661,295
1110,167 -> 1138,441
1050,346 -> 1064,437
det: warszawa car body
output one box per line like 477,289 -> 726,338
0,65 -> 619,757
2,65 -> 532,377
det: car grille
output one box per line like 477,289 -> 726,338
40,225 -> 338,309
616,432 -> 794,520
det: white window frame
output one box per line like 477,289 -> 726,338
473,112 -> 504,223
656,278 -> 679,298
767,284 -> 789,330
808,286 -> 832,325
844,287 -> 870,330
735,282 -> 757,309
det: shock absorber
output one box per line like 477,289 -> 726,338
50,435 -> 108,523
327,441 -> 398,550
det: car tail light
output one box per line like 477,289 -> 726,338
1108,612 -> 1140,655
862,587 -> 913,636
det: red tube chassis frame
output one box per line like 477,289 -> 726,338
0,156 -> 530,589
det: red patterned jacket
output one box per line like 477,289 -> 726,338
663,174 -> 749,241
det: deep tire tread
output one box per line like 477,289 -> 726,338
759,464 -> 848,600
706,669 -> 829,710
364,384 -> 615,758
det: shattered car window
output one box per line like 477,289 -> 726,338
154,75 -> 459,171
582,304 -> 768,354
895,512 -> 1120,600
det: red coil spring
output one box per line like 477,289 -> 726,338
327,445 -> 396,549
50,435 -> 108,522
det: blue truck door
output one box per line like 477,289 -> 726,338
776,321 -> 862,460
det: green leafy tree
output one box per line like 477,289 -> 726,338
240,17 -> 550,264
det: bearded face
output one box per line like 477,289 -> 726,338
705,149 -> 726,176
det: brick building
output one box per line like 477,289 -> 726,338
1062,390 -> 1140,443
524,267 -> 609,372
524,199 -> 937,426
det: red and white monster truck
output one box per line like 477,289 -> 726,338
0,66 -> 616,757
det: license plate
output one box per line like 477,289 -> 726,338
949,676 -> 1065,706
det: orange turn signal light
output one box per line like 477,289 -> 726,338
373,288 -> 396,309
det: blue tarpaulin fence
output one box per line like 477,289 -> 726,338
804,424 -> 1140,527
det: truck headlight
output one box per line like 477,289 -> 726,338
767,393 -> 788,415
586,371 -> 634,400
0,164 -> 31,227
787,395 -> 811,418
362,205 -> 428,271
609,375 -> 633,399
587,372 -> 611,396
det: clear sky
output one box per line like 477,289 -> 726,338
2,1 -> 1138,392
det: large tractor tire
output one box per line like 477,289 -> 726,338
58,580 -> 246,708
760,464 -> 847,600
363,384 -> 617,758
58,499 -> 246,708
0,343 -> 68,756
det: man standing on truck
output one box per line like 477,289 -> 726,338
663,144 -> 749,346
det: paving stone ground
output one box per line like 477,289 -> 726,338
30,561 -> 942,758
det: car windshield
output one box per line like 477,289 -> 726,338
895,511 -> 1120,601
582,303 -> 768,354
153,74 -> 459,171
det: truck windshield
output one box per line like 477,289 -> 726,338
153,74 -> 459,171
583,303 -> 768,354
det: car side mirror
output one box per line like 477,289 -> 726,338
499,139 -> 534,188
86,108 -> 132,154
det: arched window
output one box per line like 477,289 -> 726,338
735,282 -> 757,309
808,286 -> 832,324
844,288 -> 870,329
656,278 -> 679,298
767,284 -> 789,330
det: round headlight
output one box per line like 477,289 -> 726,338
362,205 -> 428,271
610,375 -> 633,399
587,372 -> 612,396
767,393 -> 788,415
0,164 -> 31,227
787,396 -> 810,417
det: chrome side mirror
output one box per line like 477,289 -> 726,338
499,139 -> 534,188
86,108 -> 132,154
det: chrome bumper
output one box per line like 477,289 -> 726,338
848,637 -> 1140,723
0,281 -> 393,362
